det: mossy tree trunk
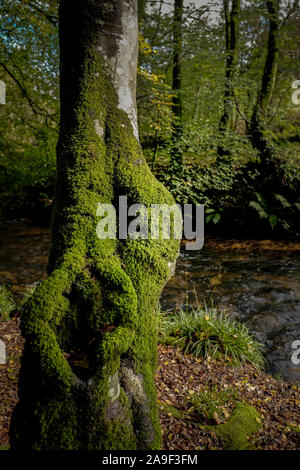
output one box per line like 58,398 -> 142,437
10,0 -> 179,450
171,0 -> 183,168
217,0 -> 240,161
249,0 -> 280,164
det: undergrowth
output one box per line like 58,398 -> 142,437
159,306 -> 264,368
0,286 -> 15,322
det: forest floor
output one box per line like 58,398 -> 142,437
0,317 -> 300,450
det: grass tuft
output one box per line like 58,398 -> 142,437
187,385 -> 238,423
0,285 -> 15,322
159,306 -> 264,368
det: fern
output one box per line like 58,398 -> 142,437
274,193 -> 292,208
249,200 -> 268,220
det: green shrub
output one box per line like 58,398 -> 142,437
155,156 -> 300,238
159,306 -> 264,368
249,191 -> 300,232
156,161 -> 241,207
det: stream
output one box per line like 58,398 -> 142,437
161,239 -> 300,384
1,220 -> 300,383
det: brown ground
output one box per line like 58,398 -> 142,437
0,318 -> 300,450
0,318 -> 23,448
157,344 -> 300,450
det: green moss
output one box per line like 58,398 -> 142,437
10,34 -> 180,451
288,424 -> 300,434
159,403 -> 183,420
211,403 -> 261,450
102,388 -> 137,450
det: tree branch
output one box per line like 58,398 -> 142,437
0,62 -> 58,124
25,1 -> 59,26
280,0 -> 299,29
234,93 -> 250,125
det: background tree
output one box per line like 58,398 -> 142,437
249,0 -> 280,164
138,0 -> 147,21
0,0 -> 59,218
1,0 -> 299,237
217,0 -> 241,160
10,0 -> 179,450
171,0 -> 184,168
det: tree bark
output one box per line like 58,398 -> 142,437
249,0 -> 280,164
10,0 -> 179,450
171,0 -> 183,168
217,0 -> 240,161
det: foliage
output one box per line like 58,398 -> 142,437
0,0 -> 59,218
187,384 -> 238,423
19,284 -> 38,307
156,153 -> 300,237
159,306 -> 264,368
249,191 -> 300,231
0,286 -> 15,322
157,160 -> 242,205
0,0 -> 299,228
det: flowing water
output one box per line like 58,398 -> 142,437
1,221 -> 300,383
161,239 -> 300,384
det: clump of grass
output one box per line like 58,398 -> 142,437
19,283 -> 38,307
187,385 -> 238,423
159,306 -> 264,368
0,285 -> 15,322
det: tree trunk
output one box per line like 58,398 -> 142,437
171,0 -> 183,168
138,0 -> 146,22
217,0 -> 240,161
249,0 -> 280,164
10,0 -> 179,450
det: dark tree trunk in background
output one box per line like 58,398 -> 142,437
171,0 -> 183,168
138,0 -> 146,14
217,0 -> 240,161
138,0 -> 146,24
10,0 -> 179,450
249,0 -> 280,164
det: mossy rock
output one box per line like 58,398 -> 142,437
210,403 -> 261,450
289,424 -> 300,434
159,403 -> 183,420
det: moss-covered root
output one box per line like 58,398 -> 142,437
213,403 -> 261,450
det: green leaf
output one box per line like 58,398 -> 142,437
213,213 -> 221,224
294,203 -> 300,211
206,214 -> 214,223
268,214 -> 278,230
274,193 -> 292,208
249,201 -> 268,219
254,192 -> 267,210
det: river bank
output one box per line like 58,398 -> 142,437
1,219 -> 299,382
